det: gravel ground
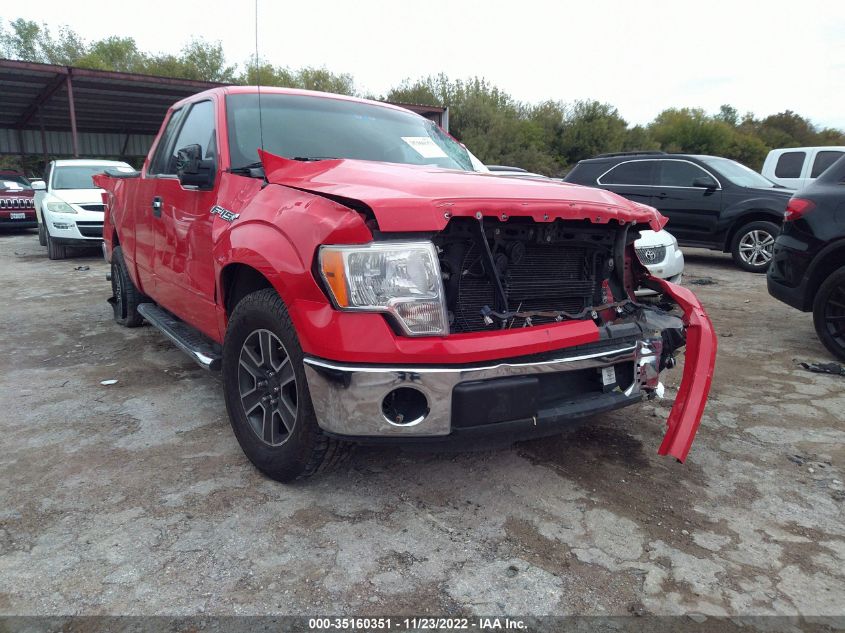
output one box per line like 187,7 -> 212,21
0,228 -> 843,619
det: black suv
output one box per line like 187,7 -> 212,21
564,151 -> 792,272
768,155 -> 845,360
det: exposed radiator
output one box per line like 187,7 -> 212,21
452,243 -> 598,333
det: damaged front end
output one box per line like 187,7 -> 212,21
305,213 -> 716,461
428,216 -> 715,461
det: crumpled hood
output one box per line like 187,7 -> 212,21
259,150 -> 667,232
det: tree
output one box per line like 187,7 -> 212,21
176,39 -> 237,83
76,36 -> 145,73
237,61 -> 355,95
649,108 -> 734,155
558,101 -> 628,164
716,104 -> 739,127
3,18 -> 845,173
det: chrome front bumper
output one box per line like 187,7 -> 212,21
303,338 -> 665,438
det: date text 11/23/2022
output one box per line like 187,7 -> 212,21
308,616 -> 527,630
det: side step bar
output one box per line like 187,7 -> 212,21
137,303 -> 222,371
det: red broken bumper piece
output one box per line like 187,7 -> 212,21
649,278 -> 717,462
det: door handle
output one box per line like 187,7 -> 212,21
656,192 -> 668,200
152,196 -> 162,218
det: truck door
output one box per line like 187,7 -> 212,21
148,99 -> 220,338
651,159 -> 722,244
133,107 -> 185,294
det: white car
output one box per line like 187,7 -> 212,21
33,159 -> 134,260
634,229 -> 684,296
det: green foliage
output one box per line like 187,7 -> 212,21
2,18 -> 844,174
240,61 -> 355,94
558,100 -> 628,165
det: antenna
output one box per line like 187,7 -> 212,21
254,0 -> 265,155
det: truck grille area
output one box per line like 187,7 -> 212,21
434,219 -> 619,334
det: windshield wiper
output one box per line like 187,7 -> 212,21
293,156 -> 338,162
228,162 -> 264,177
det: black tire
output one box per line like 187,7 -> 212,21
37,217 -> 46,246
222,289 -> 344,482
813,266 -> 845,361
46,230 -> 68,260
111,246 -> 146,327
730,220 -> 779,273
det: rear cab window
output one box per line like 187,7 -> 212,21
775,151 -> 806,179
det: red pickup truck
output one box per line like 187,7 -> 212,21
96,86 -> 716,482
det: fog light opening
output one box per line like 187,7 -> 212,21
382,387 -> 429,426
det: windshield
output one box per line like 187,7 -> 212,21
52,165 -> 112,190
226,93 -> 473,172
0,175 -> 32,191
699,156 -> 776,188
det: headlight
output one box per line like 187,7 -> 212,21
319,241 -> 448,336
46,200 -> 76,214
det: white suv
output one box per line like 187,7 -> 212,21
33,159 -> 134,260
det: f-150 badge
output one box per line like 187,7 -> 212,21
210,205 -> 239,222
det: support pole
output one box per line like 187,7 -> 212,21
66,71 -> 79,157
38,111 -> 49,168
16,128 -> 26,173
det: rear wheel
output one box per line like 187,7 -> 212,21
110,246 -> 146,327
222,288 -> 344,482
46,230 -> 68,260
813,266 -> 845,361
730,220 -> 779,273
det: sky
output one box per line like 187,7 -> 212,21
7,0 -> 845,129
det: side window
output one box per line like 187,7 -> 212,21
167,100 -> 217,174
599,161 -> 653,186
148,108 -> 185,175
657,161 -> 712,187
811,151 -> 844,178
775,151 -> 806,179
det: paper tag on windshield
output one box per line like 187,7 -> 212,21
401,136 -> 448,159
601,366 -> 616,386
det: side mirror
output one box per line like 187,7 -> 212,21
692,176 -> 717,190
31,180 -> 46,191
175,144 -> 215,190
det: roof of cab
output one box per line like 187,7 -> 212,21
170,85 -> 423,118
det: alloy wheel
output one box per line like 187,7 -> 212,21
738,230 -> 775,267
238,329 -> 298,446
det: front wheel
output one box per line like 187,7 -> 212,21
37,218 -> 46,246
46,230 -> 68,260
222,289 -> 344,482
813,266 -> 845,361
730,220 -> 779,273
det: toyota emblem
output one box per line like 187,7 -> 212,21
643,249 -> 657,262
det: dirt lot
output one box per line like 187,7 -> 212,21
0,228 -> 843,618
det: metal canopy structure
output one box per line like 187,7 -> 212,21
0,58 -> 449,164
0,59 -> 224,160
